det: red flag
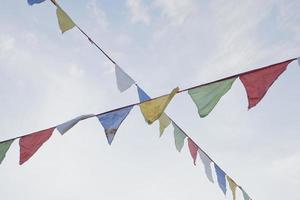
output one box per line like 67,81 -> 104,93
19,127 -> 55,165
188,138 -> 198,165
240,60 -> 293,109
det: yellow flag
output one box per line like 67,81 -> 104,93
158,113 -> 171,137
56,5 -> 75,33
227,176 -> 237,200
140,87 -> 179,124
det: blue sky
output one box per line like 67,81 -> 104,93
1,0 -> 300,199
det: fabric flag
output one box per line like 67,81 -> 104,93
19,127 -> 55,165
57,114 -> 94,135
298,57 -> 300,66
139,87 -> 179,124
227,176 -> 237,200
0,140 -> 14,164
158,113 -> 171,137
115,64 -> 135,92
215,163 -> 227,195
56,5 -> 76,34
27,0 -> 46,5
188,138 -> 198,165
172,122 -> 186,152
188,77 -> 236,117
198,150 -> 214,183
240,187 -> 251,200
239,60 -> 293,109
97,106 -> 133,145
137,86 -> 151,102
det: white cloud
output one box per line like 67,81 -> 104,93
126,0 -> 151,25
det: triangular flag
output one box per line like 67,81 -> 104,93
19,127 -> 55,165
188,77 -> 236,117
298,57 -> 300,66
188,138 -> 198,165
56,5 -> 76,34
198,150 -> 214,183
239,60 -> 293,109
172,122 -> 186,152
227,176 -> 237,200
57,114 -> 94,135
137,86 -> 151,102
0,139 -> 14,164
158,113 -> 171,137
240,187 -> 251,200
139,87 -> 179,124
97,106 -> 133,145
27,0 -> 46,5
115,64 -> 135,92
215,163 -> 227,195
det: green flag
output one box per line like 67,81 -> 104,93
0,139 -> 14,164
158,113 -> 171,137
172,122 -> 186,152
188,77 -> 236,117
56,5 -> 76,33
240,187 -> 251,200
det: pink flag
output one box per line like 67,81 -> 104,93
188,138 -> 198,165
240,60 -> 294,109
19,127 -> 55,165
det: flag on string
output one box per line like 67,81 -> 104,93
198,150 -> 214,183
137,86 -> 151,102
215,163 -> 227,195
97,106 -> 133,145
27,0 -> 46,5
56,5 -> 76,34
188,138 -> 198,165
240,187 -> 251,200
188,77 -> 236,117
57,114 -> 94,135
115,64 -> 135,92
240,60 -> 293,109
19,127 -> 55,165
158,113 -> 171,137
139,87 -> 179,124
173,122 -> 186,152
227,176 -> 237,200
0,140 -> 14,164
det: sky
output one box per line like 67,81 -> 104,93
0,0 -> 300,199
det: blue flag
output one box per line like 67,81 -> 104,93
137,86 -> 151,102
27,0 -> 46,5
214,163 -> 227,195
97,106 -> 133,145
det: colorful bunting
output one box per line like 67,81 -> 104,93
97,106 -> 133,145
0,140 -> 14,164
227,176 -> 237,200
240,60 -> 293,109
158,113 -> 171,137
139,87 -> 179,124
115,64 -> 135,92
188,77 -> 236,117
57,114 -> 94,135
240,187 -> 251,200
19,127 -> 55,165
173,122 -> 186,152
215,163 -> 227,195
188,138 -> 198,165
56,5 -> 75,34
27,0 -> 46,5
198,150 -> 214,183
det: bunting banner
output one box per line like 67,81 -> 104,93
198,150 -> 214,183
27,0 -> 46,5
172,122 -> 186,152
188,138 -> 198,165
240,187 -> 251,200
215,163 -> 227,195
0,140 -> 14,164
57,114 -> 94,135
56,5 -> 76,34
115,64 -> 135,92
227,176 -> 237,200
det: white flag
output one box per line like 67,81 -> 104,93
115,64 -> 135,92
198,150 -> 214,183
57,114 -> 94,135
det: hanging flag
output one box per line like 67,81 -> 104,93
97,106 -> 133,145
188,138 -> 198,165
57,114 -> 94,135
240,187 -> 251,200
172,122 -> 186,152
115,64 -> 135,92
215,163 -> 227,195
198,150 -> 214,183
188,77 -> 236,117
27,0 -> 46,5
239,60 -> 293,109
139,87 -> 179,124
137,86 -> 151,102
56,5 -> 76,34
158,113 -> 171,137
0,139 -> 14,164
227,176 -> 237,200
19,127 -> 55,165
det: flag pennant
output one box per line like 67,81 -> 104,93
0,140 -> 14,164
240,187 -> 251,200
172,122 -> 186,152
198,150 -> 214,183
158,113 -> 171,137
137,86 -> 151,102
57,114 -> 94,135
27,0 -> 46,5
240,60 -> 293,109
188,77 -> 236,117
188,138 -> 198,165
97,106 -> 133,145
19,127 -> 55,165
139,87 -> 179,124
56,5 -> 76,34
215,163 -> 227,195
115,64 -> 135,92
227,176 -> 237,200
